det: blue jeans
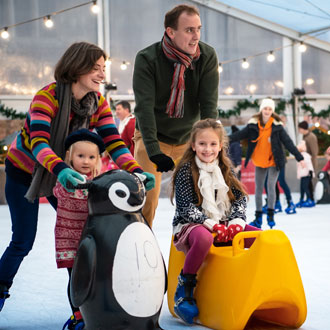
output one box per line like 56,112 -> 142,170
277,166 -> 292,203
0,174 -> 57,288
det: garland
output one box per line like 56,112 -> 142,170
218,97 -> 330,121
0,103 -> 26,120
0,96 -> 329,123
299,97 -> 330,119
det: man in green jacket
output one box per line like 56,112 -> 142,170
133,4 -> 219,227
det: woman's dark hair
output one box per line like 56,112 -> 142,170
54,42 -> 107,83
164,4 -> 200,30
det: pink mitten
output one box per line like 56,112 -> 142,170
227,224 -> 243,240
213,224 -> 228,242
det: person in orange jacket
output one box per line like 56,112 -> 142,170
230,98 -> 304,229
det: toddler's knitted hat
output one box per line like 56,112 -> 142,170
65,129 -> 105,154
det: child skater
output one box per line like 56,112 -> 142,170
170,118 -> 260,324
53,129 -> 105,330
296,140 -> 315,207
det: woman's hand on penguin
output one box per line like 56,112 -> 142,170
58,168 -> 85,192
142,172 -> 156,191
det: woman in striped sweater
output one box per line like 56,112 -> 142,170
0,42 -> 155,314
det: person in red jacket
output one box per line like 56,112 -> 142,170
115,101 -> 135,155
322,146 -> 330,175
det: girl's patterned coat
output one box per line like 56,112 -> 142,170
172,162 -> 247,235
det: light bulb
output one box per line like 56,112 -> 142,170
105,58 -> 112,66
275,80 -> 284,88
242,58 -> 249,69
120,61 -> 128,70
224,86 -> 234,95
3,145 -> 8,151
248,84 -> 257,93
299,42 -> 307,53
91,1 -> 100,14
315,122 -> 320,127
218,63 -> 223,73
1,28 -> 9,39
306,78 -> 314,85
44,16 -> 54,28
267,51 -> 275,62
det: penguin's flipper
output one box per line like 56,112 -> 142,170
70,235 -> 96,307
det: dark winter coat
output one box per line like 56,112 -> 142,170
228,141 -> 242,167
230,115 -> 303,170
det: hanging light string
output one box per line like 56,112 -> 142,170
0,0 -> 328,73
0,0 -> 97,33
218,27 -> 330,70
219,43 -> 291,67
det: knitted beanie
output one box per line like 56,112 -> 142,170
259,98 -> 275,112
65,129 -> 105,154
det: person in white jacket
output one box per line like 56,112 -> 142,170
296,140 -> 315,207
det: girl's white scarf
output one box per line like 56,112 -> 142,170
195,156 -> 231,222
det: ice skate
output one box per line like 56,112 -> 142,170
174,270 -> 199,324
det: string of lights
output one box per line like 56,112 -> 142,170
1,1 -> 330,77
218,38 -> 316,72
217,3 -> 330,74
0,0 -> 131,72
217,28 -> 330,96
0,1 -> 99,38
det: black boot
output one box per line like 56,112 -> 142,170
174,270 -> 199,324
267,208 -> 275,229
249,211 -> 263,228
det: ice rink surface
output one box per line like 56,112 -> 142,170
0,193 -> 329,330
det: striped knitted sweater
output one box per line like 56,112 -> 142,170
6,82 -> 142,181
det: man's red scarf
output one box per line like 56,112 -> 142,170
162,32 -> 200,118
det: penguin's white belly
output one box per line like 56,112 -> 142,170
112,222 -> 165,317
314,180 -> 324,201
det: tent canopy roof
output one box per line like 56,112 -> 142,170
214,0 -> 330,42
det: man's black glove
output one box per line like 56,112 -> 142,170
150,154 -> 175,172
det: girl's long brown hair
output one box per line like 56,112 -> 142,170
171,118 -> 247,205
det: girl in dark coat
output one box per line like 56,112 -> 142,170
230,98 -> 304,228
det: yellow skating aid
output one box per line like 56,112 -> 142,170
167,230 -> 307,330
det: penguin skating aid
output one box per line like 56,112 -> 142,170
69,170 -> 167,330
